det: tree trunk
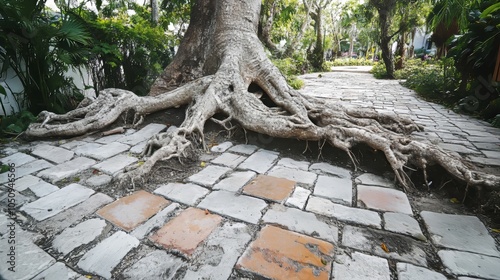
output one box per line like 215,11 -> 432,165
379,10 -> 395,78
258,0 -> 280,55
308,7 -> 324,69
25,0 -> 500,191
151,0 -> 159,25
395,32 -> 406,70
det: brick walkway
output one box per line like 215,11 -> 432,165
1,72 -> 500,279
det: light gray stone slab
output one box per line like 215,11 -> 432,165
21,184 -> 95,221
29,180 -> 59,197
37,193 -> 113,234
1,147 -> 17,156
1,152 -> 36,166
53,218 -> 107,255
355,173 -> 395,188
131,203 -> 179,239
72,142 -> 103,156
38,157 -> 96,183
334,251 -> 390,280
439,250 -> 500,280
313,175 -> 352,205
467,156 -> 500,166
183,222 -> 252,280
60,140 -> 87,150
306,196 -> 381,228
0,160 -> 53,184
210,141 -> 233,153
262,204 -> 338,243
228,144 -> 258,155
267,165 -> 317,185
198,191 -> 267,224
85,142 -> 130,160
86,174 -> 112,187
129,140 -> 147,154
238,149 -> 278,173
0,212 -> 9,235
421,211 -> 500,257
12,175 -> 41,191
117,123 -> 166,145
213,171 -> 256,192
384,212 -> 426,241
285,186 -> 311,210
438,143 -> 481,155
187,165 -> 232,187
309,162 -> 351,178
0,190 -> 33,208
0,231 -> 56,280
276,157 -> 310,170
483,150 -> 500,159
154,183 -> 209,205
123,250 -> 184,280
93,154 -> 137,175
342,225 -> 428,266
32,262 -> 80,280
31,144 -> 74,164
211,152 -> 247,168
95,134 -> 124,144
77,231 -> 139,279
397,263 -> 446,280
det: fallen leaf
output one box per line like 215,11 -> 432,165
321,258 -> 327,265
450,198 -> 459,203
381,243 -> 389,253
205,209 -> 210,215
92,169 -> 99,175
138,161 -> 145,166
85,276 -> 92,279
200,161 -> 206,167
491,228 -> 500,233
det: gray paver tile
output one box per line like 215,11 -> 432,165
285,186 -> 311,210
210,141 -> 233,153
77,231 -> 139,279
397,263 -> 446,280
73,142 -> 103,156
84,142 -> 130,160
28,180 -> 59,197
1,152 -> 36,166
306,196 -> 381,228
483,150 -> 500,159
52,218 -> 107,255
131,203 -> 179,239
467,156 -> 500,166
32,262 -> 80,280
31,144 -> 74,164
86,174 -> 112,187
211,152 -> 247,168
37,193 -> 113,234
309,162 -> 351,178
314,175 -> 352,205
12,175 -> 41,191
187,165 -> 232,187
439,250 -> 500,280
0,231 -> 56,280
334,252 -> 390,280
238,149 -> 278,173
267,165 -> 317,185
438,143 -> 481,155
21,183 -> 95,221
93,154 -> 138,175
342,225 -> 428,266
38,157 -> 95,183
262,204 -> 338,243
276,157 -> 310,170
384,212 -> 426,241
129,140 -> 147,154
228,144 -> 258,154
355,173 -> 395,188
198,190 -> 267,224
213,171 -> 256,192
117,123 -> 166,145
60,140 -> 87,150
122,250 -> 184,280
421,211 -> 500,257
154,183 -> 209,205
95,133 -> 124,144
0,159 -> 53,184
183,222 -> 252,279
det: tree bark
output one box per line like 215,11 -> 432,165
25,0 -> 500,192
370,0 -> 396,78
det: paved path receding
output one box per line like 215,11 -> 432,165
0,72 -> 499,280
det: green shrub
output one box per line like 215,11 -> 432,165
272,56 -> 308,89
288,77 -> 305,89
0,110 -> 36,137
325,58 -> 375,68
370,62 -> 388,79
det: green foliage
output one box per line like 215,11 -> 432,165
0,110 -> 36,137
370,62 -> 388,79
271,57 -> 308,89
0,0 -> 92,114
325,58 -> 374,67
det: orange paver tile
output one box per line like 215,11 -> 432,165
149,207 -> 222,256
357,185 -> 412,215
237,225 -> 335,280
242,175 -> 295,202
97,190 -> 170,231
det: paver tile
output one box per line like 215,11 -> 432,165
355,173 -> 395,188
267,165 -> 317,185
397,263 -> 446,280
31,144 -> 74,164
38,157 -> 95,183
439,250 -> 500,280
211,152 -> 246,168
228,144 -> 258,154
0,159 -> 53,184
97,190 -> 170,231
198,191 -> 267,224
84,142 -> 130,160
1,152 -> 36,166
21,183 -> 95,221
52,218 -> 107,255
421,211 -> 500,257
213,171 -> 256,192
309,162 -> 351,178
86,174 -> 112,187
73,142 -> 103,156
357,185 -> 413,215
154,183 -> 209,205
13,175 -> 42,191
210,141 -> 233,153
236,225 -> 334,280
276,157 -> 310,170
334,252 -> 390,280
77,231 -> 139,279
32,262 -> 80,280
122,250 -> 184,280
93,154 -> 138,175
117,123 -> 166,145
314,175 -> 352,205
242,174 -> 295,202
384,212 -> 426,241
262,204 -> 338,243
285,186 -> 311,209
238,149 -> 278,173
149,207 -> 222,256
187,165 -> 231,187
131,203 -> 180,239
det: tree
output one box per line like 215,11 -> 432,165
368,0 -> 397,78
25,0 -> 499,190
307,0 -> 332,69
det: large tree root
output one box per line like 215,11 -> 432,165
24,0 -> 500,192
